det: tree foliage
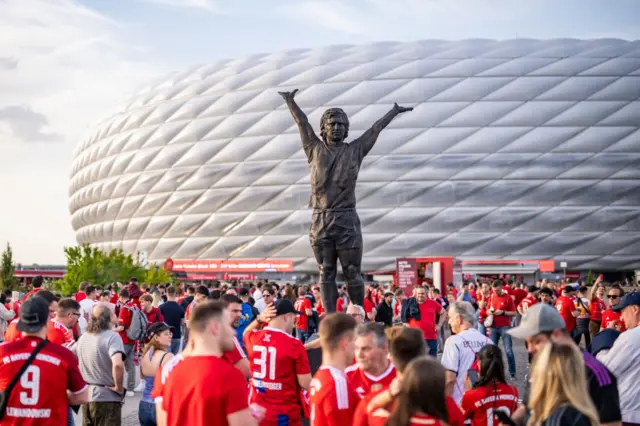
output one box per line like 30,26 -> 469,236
0,243 -> 17,291
55,244 -> 172,296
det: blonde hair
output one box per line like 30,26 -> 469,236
527,343 -> 599,426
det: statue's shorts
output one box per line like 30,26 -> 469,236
309,209 -> 362,250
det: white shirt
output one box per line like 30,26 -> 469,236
254,297 -> 267,313
597,325 -> 640,424
440,327 -> 492,404
78,298 -> 98,334
252,289 -> 263,301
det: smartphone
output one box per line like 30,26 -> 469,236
495,410 -> 516,426
467,369 -> 479,387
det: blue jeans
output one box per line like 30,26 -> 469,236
490,326 -> 516,377
426,339 -> 438,356
296,328 -> 310,344
478,322 -> 487,337
170,338 -> 181,355
139,400 -> 157,426
68,406 -> 74,426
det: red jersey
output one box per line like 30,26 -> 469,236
589,298 -> 607,322
354,386 -> 463,426
185,300 -> 196,321
487,294 -> 515,328
369,410 -> 446,426
152,354 -> 183,404
0,337 -> 87,426
336,297 -> 345,313
46,319 -> 75,349
222,336 -> 247,366
316,299 -> 325,316
408,299 -> 443,340
601,309 -> 626,332
345,363 -> 396,399
518,295 -> 538,313
109,293 -> 118,305
310,366 -> 360,426
23,288 -> 42,301
294,297 -> 312,331
245,326 -> 311,424
461,382 -> 519,426
393,301 -> 401,317
363,298 -> 375,316
144,306 -> 164,325
117,301 -> 135,345
162,355 -> 249,426
555,295 -> 576,332
4,319 -> 20,343
511,288 -> 527,307
75,291 -> 86,303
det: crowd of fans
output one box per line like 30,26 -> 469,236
0,273 -> 637,426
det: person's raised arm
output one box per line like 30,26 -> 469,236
278,89 -> 320,157
357,103 -> 413,156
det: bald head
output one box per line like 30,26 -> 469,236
87,302 -> 115,333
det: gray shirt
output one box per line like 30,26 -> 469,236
74,329 -> 125,402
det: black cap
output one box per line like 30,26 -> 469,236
527,285 -> 539,293
17,296 -> 49,333
563,285 -> 577,293
274,299 -> 303,317
612,292 -> 640,313
144,322 -> 172,344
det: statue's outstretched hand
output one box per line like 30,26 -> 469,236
278,89 -> 299,101
393,103 -> 413,113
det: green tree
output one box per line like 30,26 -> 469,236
55,244 -> 149,296
145,265 -> 173,286
0,242 -> 17,291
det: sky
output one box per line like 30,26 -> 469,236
1,0 -> 639,265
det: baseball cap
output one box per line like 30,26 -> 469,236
612,292 -> 640,313
563,285 -> 577,293
17,296 -> 50,333
273,299 -> 302,317
507,303 -> 566,339
144,322 -> 172,344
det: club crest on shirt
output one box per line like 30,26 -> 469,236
356,386 -> 365,397
371,384 -> 382,392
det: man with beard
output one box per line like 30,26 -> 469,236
159,301 -> 263,426
222,294 -> 251,378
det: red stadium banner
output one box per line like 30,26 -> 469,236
172,259 -> 293,273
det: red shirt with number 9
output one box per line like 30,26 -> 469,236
0,336 -> 87,426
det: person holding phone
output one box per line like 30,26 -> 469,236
461,345 -> 519,426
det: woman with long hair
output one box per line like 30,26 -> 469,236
138,322 -> 174,426
461,344 -> 519,426
376,356 -> 449,426
588,282 -> 607,338
527,342 -> 599,426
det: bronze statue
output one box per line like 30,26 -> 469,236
279,89 -> 413,313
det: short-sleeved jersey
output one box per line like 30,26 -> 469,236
185,300 -> 196,321
461,382 -> 519,426
336,297 -> 345,313
589,298 -> 607,322
152,354 -> 183,404
555,295 -> 577,332
46,320 -> 75,349
244,326 -> 311,423
345,363 -> 396,399
354,385 -> 464,426
601,309 -> 626,332
162,356 -> 249,426
294,298 -> 312,331
4,319 -> 20,343
310,365 -> 360,426
487,294 -> 516,328
117,301 -> 135,345
0,337 -> 87,426
222,336 -> 247,366
518,295 -> 538,313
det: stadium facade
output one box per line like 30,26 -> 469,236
69,39 -> 640,273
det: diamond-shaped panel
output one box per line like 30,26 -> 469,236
70,39 -> 640,271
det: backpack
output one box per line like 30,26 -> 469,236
123,305 -> 148,341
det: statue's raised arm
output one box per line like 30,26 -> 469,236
279,89 -> 320,157
356,102 -> 413,156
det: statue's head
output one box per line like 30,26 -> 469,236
320,108 -> 349,145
